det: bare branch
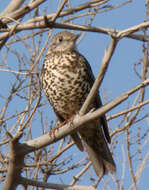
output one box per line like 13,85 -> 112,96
80,38 -> 118,115
51,0 -> 68,23
107,99 -> 149,120
0,0 -> 47,23
1,21 -> 149,42
24,79 -> 149,153
1,132 -> 24,190
20,176 -> 96,190
0,0 -> 25,16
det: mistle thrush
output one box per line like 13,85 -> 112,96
41,31 -> 116,177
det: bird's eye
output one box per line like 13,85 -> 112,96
58,36 -> 63,42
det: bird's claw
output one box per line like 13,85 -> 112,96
50,115 -> 75,137
50,120 -> 67,137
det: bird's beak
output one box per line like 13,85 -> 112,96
71,33 -> 81,42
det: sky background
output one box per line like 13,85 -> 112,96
0,0 -> 148,189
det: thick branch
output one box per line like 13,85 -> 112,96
1,132 -> 25,190
0,0 -> 46,23
20,176 -> 96,190
0,0 -> 25,16
23,79 -> 149,153
0,21 -> 149,42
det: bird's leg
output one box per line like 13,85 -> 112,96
50,115 -> 75,136
50,120 -> 67,136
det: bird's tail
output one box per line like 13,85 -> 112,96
80,120 -> 116,177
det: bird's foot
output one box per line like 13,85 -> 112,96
69,115 -> 75,124
50,116 -> 75,137
50,120 -> 67,137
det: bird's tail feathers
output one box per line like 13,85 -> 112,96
80,121 -> 116,177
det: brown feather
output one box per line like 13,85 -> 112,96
80,120 -> 116,176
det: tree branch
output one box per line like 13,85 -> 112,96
80,37 -> 118,115
1,21 -> 149,42
1,132 -> 24,190
0,0 -> 25,16
20,176 -> 96,190
23,79 -> 149,153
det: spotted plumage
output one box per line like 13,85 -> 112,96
41,31 -> 116,177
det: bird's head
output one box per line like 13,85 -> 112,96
48,31 -> 80,53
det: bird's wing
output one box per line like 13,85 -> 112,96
79,53 -> 111,143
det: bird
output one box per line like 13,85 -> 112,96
41,31 -> 116,178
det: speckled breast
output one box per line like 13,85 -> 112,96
41,51 -> 91,119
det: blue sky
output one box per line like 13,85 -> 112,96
0,0 -> 148,189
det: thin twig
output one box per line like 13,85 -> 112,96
51,0 -> 68,23
107,99 -> 149,120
